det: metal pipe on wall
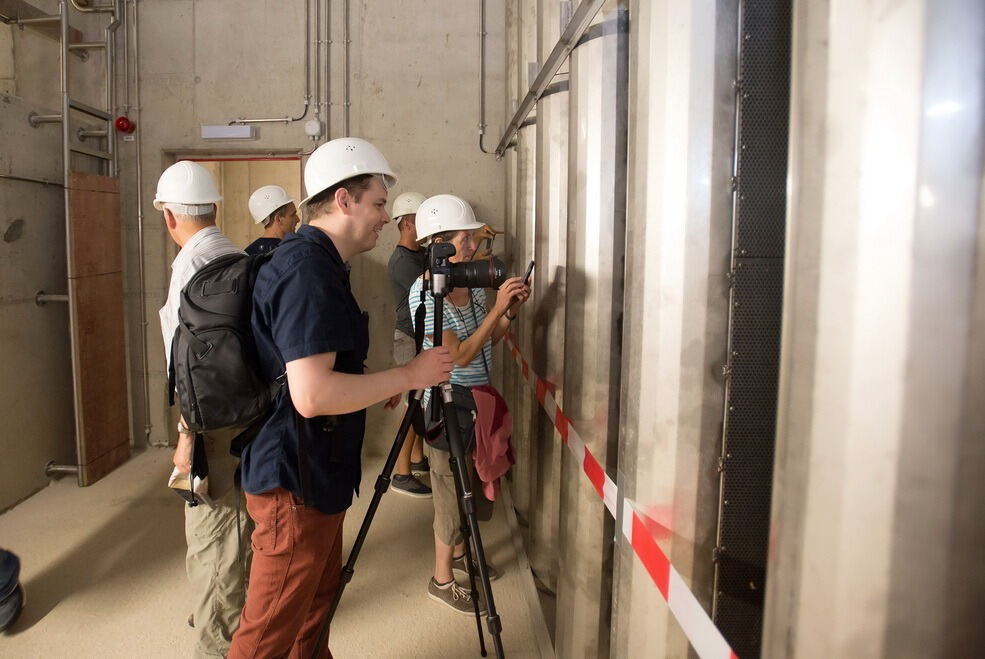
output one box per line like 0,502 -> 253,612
105,0 -> 119,177
121,0 -> 128,113
132,0 -> 150,443
324,0 -> 331,140
342,0 -> 350,136
230,0 -> 312,125
70,0 -> 114,12
313,0 -> 320,129
478,0 -> 491,153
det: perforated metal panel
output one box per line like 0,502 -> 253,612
714,1 -> 791,657
734,1 -> 791,260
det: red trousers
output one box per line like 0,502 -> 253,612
228,488 -> 345,659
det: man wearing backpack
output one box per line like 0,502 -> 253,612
245,184 -> 299,256
155,160 -> 252,659
228,138 -> 454,659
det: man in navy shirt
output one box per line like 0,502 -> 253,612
245,184 -> 299,256
229,138 -> 453,659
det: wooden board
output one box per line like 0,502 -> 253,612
68,171 -> 129,486
69,172 -> 121,278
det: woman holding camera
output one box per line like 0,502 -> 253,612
408,194 -> 530,614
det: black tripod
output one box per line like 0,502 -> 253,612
310,264 -> 506,659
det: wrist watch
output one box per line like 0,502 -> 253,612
177,421 -> 192,435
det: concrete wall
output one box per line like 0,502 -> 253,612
0,93 -> 75,511
0,1 -> 122,511
129,0 -> 508,450
0,0 -> 507,508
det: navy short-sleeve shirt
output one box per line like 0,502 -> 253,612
242,225 -> 369,514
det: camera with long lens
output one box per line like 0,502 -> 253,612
428,242 -> 507,295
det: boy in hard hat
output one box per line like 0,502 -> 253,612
228,138 -> 453,659
154,160 -> 252,658
386,191 -> 432,498
245,185 -> 299,256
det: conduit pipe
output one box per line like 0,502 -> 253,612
478,0 -> 490,153
343,0 -> 350,135
0,172 -> 61,186
231,0 -> 312,125
70,0 -> 115,13
313,0 -> 320,130
323,0 -> 330,140
132,0 -> 151,443
493,0 -> 606,158
105,0 -> 119,176
121,0 -> 128,113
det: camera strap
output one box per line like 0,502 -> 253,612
467,290 -> 491,380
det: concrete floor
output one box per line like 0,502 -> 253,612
0,445 -> 544,658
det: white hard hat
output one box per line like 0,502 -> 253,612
415,194 -> 485,242
248,185 -> 296,224
153,160 -> 222,211
391,191 -> 427,222
301,137 -> 397,207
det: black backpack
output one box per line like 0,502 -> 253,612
169,251 -> 280,433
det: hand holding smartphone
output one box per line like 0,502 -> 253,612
523,260 -> 535,286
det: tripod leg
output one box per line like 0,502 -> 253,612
439,384 -> 506,659
309,392 -> 422,659
449,454 -> 488,657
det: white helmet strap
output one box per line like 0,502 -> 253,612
164,202 -> 215,217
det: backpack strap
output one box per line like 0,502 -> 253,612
167,335 -> 176,407
294,409 -> 313,505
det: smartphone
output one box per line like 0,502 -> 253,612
522,260 -> 535,286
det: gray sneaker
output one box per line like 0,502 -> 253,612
427,578 -> 486,616
452,554 -> 501,581
410,456 -> 430,475
391,473 -> 432,498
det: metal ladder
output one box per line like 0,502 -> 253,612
2,0 -> 122,482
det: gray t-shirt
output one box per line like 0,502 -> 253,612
387,245 -> 427,338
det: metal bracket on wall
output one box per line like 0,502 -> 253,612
35,291 -> 69,306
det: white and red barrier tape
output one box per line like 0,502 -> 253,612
504,334 -> 738,659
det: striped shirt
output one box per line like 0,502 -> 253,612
408,277 -> 492,409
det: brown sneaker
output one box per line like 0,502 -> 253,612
427,578 -> 486,616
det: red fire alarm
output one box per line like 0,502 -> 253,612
114,116 -> 136,134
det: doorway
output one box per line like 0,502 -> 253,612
188,157 -> 303,250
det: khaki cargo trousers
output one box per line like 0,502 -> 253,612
183,429 -> 254,659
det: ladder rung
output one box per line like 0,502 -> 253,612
28,112 -> 63,126
68,99 -> 110,121
18,15 -> 59,24
70,145 -> 111,161
68,41 -> 106,51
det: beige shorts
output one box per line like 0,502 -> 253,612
424,442 -> 493,546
